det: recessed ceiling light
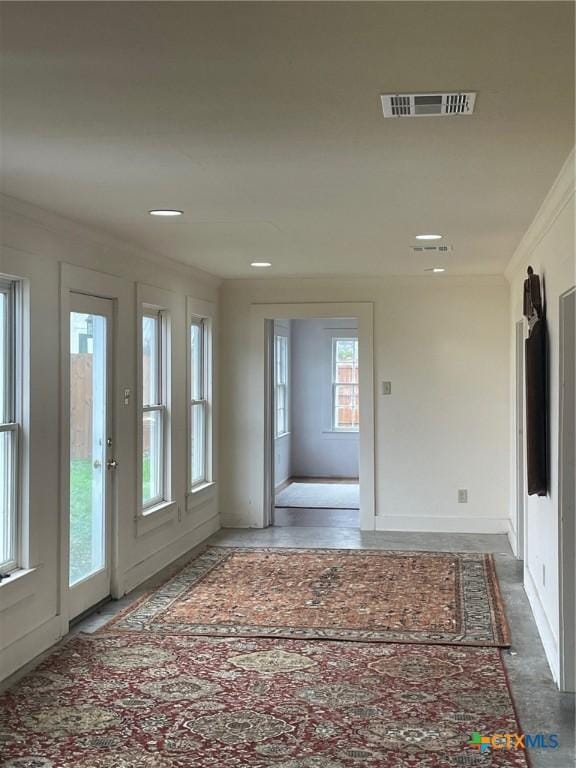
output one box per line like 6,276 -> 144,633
250,261 -> 272,268
148,209 -> 183,217
424,267 -> 446,273
416,234 -> 442,240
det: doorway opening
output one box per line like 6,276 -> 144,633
271,318 -> 360,528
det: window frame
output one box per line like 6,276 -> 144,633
141,307 -> 169,512
187,297 -> 214,500
0,278 -> 20,574
189,316 -> 209,490
331,336 -> 359,433
274,332 -> 289,438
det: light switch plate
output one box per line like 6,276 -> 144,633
382,381 -> 392,395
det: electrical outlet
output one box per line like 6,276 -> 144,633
458,489 -> 468,503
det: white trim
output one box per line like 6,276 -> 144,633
505,148 -> 575,281
0,615 -> 62,683
123,511 -> 220,595
187,296 -> 216,494
507,519 -> 518,560
375,515 -> 509,534
524,563 -> 560,684
0,566 -> 38,612
186,481 -> 216,512
0,193 -> 220,290
513,319 -> 526,560
59,263 -> 135,630
250,302 -> 375,531
137,283 -> 175,518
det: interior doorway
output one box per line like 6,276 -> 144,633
271,317 -> 360,528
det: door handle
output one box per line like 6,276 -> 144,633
93,460 -> 102,469
107,459 -> 119,470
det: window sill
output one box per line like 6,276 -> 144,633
0,566 -> 38,612
321,430 -> 360,439
187,482 -> 216,511
137,500 -> 177,536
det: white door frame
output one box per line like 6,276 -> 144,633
250,302 -> 375,531
264,319 -> 275,527
514,319 -> 526,560
67,293 -> 114,619
59,263 -> 135,632
558,286 -> 575,692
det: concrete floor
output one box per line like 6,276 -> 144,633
2,528 -> 575,767
274,507 -> 359,527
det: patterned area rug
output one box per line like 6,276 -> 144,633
101,547 -> 510,647
0,634 -> 528,768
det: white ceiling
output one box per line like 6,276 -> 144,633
1,2 -> 573,278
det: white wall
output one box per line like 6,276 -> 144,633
0,196 -> 221,681
220,275 -> 510,532
291,318 -> 359,479
505,148 -> 575,685
274,319 -> 292,487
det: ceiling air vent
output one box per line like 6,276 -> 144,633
411,244 -> 453,254
381,92 -> 476,118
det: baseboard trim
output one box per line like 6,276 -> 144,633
374,516 -> 509,534
0,615 -> 62,683
289,476 -> 359,484
123,513 -> 220,594
523,563 -> 559,684
507,519 -> 519,558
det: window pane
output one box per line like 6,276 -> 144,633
0,429 -> 16,568
191,402 -> 206,486
69,312 -> 107,585
275,335 -> 288,436
143,409 -> 163,505
334,384 -> 359,430
142,315 -> 159,406
191,322 -> 203,401
335,339 -> 359,384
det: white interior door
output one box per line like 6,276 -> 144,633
68,294 -> 115,619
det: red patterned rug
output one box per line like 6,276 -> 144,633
101,547 -> 510,647
0,634 -> 527,767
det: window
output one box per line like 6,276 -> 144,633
142,310 -> 168,510
332,337 -> 359,431
275,333 -> 289,437
0,280 -> 19,572
190,319 -> 209,488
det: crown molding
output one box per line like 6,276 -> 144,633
505,148 -> 575,282
0,193 -> 222,290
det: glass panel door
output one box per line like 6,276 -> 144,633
69,295 -> 114,618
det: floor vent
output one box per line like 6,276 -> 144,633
381,92 -> 476,118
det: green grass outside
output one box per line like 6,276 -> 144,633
70,456 -> 151,584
